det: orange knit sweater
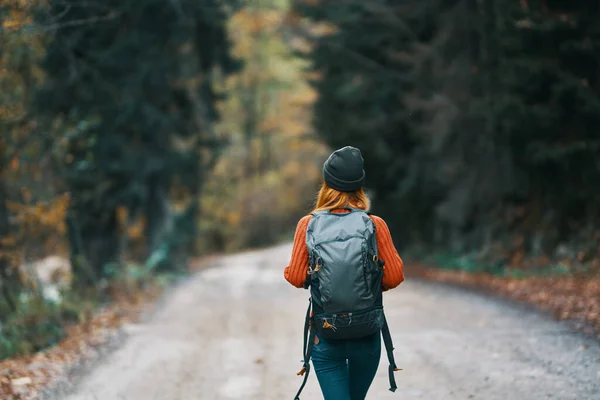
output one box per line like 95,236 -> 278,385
284,212 -> 404,290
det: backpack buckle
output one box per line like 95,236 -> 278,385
372,255 -> 379,263
323,320 -> 337,331
308,258 -> 322,275
308,265 -> 321,275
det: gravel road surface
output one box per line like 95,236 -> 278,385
59,244 -> 600,400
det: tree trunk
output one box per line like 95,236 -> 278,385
143,174 -> 173,271
0,179 -> 18,313
67,202 -> 120,291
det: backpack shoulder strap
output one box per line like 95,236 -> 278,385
294,299 -> 315,400
382,313 -> 401,392
361,212 -> 384,268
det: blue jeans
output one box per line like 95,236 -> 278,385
311,332 -> 381,400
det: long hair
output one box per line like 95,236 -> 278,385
312,182 -> 371,213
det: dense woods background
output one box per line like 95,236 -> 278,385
1,0 -> 599,366
0,0 -> 325,360
294,0 -> 600,275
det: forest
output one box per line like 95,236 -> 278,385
1,0 -> 599,391
295,0 -> 600,270
0,0 -> 326,362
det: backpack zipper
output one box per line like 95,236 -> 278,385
362,247 -> 371,292
313,235 -> 366,247
318,306 -> 382,319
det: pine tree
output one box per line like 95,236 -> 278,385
34,0 -> 240,287
297,0 -> 600,264
292,0 -> 429,244
496,0 -> 600,253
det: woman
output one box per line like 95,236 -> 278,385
285,146 -> 405,400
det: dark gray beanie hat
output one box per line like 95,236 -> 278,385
323,146 -> 366,192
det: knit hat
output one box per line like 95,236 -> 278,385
323,146 -> 366,192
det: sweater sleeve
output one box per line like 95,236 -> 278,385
284,215 -> 311,288
371,215 -> 405,290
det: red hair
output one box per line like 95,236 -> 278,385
312,182 -> 370,213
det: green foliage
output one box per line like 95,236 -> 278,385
428,253 -> 576,278
32,0 -> 241,285
503,264 -> 571,280
296,0 -> 600,268
434,253 -> 486,273
0,0 -> 240,360
0,260 -> 181,360
0,296 -> 82,359
108,261 -> 183,299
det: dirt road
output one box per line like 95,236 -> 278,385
58,244 -> 600,400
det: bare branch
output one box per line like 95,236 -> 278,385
2,11 -> 121,37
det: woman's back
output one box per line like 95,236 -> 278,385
284,146 -> 404,400
284,212 -> 404,291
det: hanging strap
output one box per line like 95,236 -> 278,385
381,313 -> 401,392
294,299 -> 315,400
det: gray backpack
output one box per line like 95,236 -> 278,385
294,208 -> 400,400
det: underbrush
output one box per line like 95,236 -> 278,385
0,261 -> 181,361
417,251 -> 597,279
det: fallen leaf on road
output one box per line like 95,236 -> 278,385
11,377 -> 32,386
408,263 -> 600,339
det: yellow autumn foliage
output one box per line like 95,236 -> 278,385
4,193 -> 70,257
1,0 -> 70,266
199,1 -> 328,253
